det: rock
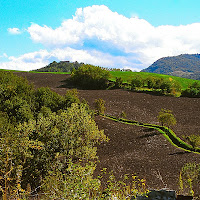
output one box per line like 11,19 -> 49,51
176,195 -> 193,200
131,189 -> 176,200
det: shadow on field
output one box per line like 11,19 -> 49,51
169,151 -> 191,156
137,128 -> 161,139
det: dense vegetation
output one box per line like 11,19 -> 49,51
141,54 -> 200,80
181,81 -> 200,97
110,71 -> 200,90
70,64 -> 111,89
1,63 -> 200,198
32,61 -> 83,73
0,71 -> 148,199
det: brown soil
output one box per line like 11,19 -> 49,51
14,72 -> 200,193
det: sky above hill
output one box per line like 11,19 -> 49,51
1,0 -> 200,71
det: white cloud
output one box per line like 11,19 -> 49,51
7,28 -> 22,35
0,47 -> 142,71
0,53 -> 8,58
2,5 -> 200,71
26,5 -> 200,70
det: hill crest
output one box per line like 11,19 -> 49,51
141,54 -> 200,80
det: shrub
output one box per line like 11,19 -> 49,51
120,111 -> 127,119
179,162 -> 200,196
70,64 -> 111,89
183,135 -> 200,149
181,81 -> 200,97
95,98 -> 106,115
64,89 -> 80,108
131,76 -> 143,90
157,109 -> 176,128
115,77 -> 123,88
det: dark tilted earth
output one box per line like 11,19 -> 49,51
15,72 -> 200,194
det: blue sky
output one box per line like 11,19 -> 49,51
1,0 -> 200,71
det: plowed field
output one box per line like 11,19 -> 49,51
15,72 -> 200,193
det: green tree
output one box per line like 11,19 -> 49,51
34,87 -> 64,112
115,77 -> 123,88
20,103 -> 108,189
157,109 -> 177,128
63,89 -> 80,108
94,98 -> 106,115
146,76 -> 156,89
42,161 -> 101,199
131,76 -> 143,90
70,64 -> 111,89
0,114 -> 43,199
181,81 -> 200,97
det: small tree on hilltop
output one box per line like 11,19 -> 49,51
158,109 -> 176,128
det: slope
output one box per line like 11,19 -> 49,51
141,54 -> 200,80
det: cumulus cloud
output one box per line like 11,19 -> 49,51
0,50 -> 50,71
2,5 -> 200,71
26,5 -> 200,70
7,28 -> 22,35
0,47 -> 142,71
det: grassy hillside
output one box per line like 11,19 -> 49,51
110,71 -> 200,90
141,54 -> 200,80
1,68 -> 200,90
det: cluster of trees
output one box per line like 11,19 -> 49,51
0,71 -> 109,199
33,61 -> 83,73
69,64 -> 182,96
0,71 -> 147,199
130,76 -> 181,95
181,81 -> 200,97
70,64 -> 111,89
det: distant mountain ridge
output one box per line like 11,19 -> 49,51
141,54 -> 200,80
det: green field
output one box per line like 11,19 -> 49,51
1,68 -> 199,90
110,71 -> 200,90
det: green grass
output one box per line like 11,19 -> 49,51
103,114 -> 200,154
110,71 -> 200,90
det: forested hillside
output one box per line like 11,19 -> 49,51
32,60 -> 83,72
142,54 -> 200,80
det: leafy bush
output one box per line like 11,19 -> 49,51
114,77 -> 123,88
179,162 -> 200,196
183,135 -> 200,149
131,76 -> 143,89
120,111 -> 127,119
95,98 -> 106,115
70,64 -> 111,89
157,109 -> 177,128
181,81 -> 200,97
